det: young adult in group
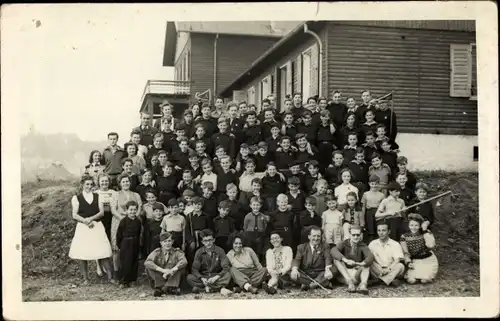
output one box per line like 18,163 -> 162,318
144,232 -> 188,297
68,175 -> 115,285
84,150 -> 105,188
132,112 -> 158,148
265,231 -> 293,294
186,229 -> 232,294
102,132 -> 127,190
368,220 -> 405,287
331,225 -> 374,294
226,234 -> 268,294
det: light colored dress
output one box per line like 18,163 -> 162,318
68,192 -> 112,260
111,190 -> 142,252
322,209 -> 343,245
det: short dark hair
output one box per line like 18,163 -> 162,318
107,132 -> 119,139
200,229 -> 214,239
125,200 -> 138,209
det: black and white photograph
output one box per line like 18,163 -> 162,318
2,2 -> 498,319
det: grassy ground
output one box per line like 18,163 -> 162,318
21,172 -> 479,301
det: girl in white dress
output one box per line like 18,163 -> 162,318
321,195 -> 344,247
68,176 -> 115,285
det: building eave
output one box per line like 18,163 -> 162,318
219,21 -> 325,97
162,21 -> 177,67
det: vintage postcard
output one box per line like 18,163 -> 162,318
1,2 -> 498,319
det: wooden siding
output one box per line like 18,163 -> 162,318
190,33 -> 215,103
338,20 -> 475,32
326,23 -> 477,135
237,36 -> 323,108
216,35 -> 279,94
190,33 -> 280,104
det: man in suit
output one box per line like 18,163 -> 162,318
290,226 -> 338,291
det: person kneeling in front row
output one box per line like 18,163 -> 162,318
331,224 -> 374,294
290,226 -> 338,291
144,231 -> 187,297
186,229 -> 232,294
227,234 -> 268,295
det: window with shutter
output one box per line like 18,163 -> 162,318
260,75 -> 272,102
247,86 -> 256,105
471,44 -> 477,98
450,44 -> 472,97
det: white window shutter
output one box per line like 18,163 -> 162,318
450,44 -> 472,97
286,61 -> 293,96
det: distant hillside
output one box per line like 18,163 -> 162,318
21,130 -> 108,182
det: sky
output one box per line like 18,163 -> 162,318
3,4 -> 174,142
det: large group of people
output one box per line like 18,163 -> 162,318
70,90 -> 439,297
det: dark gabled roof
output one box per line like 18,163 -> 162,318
162,21 -> 300,67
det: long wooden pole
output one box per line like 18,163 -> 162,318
396,191 -> 452,214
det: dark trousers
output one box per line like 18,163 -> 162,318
318,141 -> 335,172
386,216 -> 404,241
118,236 -> 140,284
146,267 -> 184,289
101,211 -> 112,241
244,231 -> 267,260
364,208 -> 377,243
215,236 -> 231,253
293,266 -> 338,287
186,272 -> 231,290
265,197 -> 277,212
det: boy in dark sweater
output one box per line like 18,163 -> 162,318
220,183 -> 246,231
348,147 -> 370,197
261,108 -> 280,140
297,110 -> 318,145
324,150 -> 347,190
213,200 -> 236,252
195,104 -> 218,138
285,160 -> 307,191
267,194 -> 295,248
211,118 -> 236,159
242,111 -> 263,148
254,141 -> 274,173
201,181 -> 218,220
379,139 -> 398,171
362,131 -> 379,164
375,101 -> 398,142
275,136 -> 296,172
190,123 -> 213,156
261,162 -> 286,212
342,132 -> 359,165
215,155 -> 239,203
265,123 -> 282,157
393,156 -> 417,191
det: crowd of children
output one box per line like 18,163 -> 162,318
71,90 -> 439,296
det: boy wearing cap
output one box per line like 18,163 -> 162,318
375,181 -> 406,241
211,118 -> 236,159
144,231 -> 188,297
285,160 -> 307,191
160,199 -> 186,249
361,175 -> 386,242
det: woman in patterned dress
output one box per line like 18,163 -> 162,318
400,213 -> 439,284
265,231 -> 293,294
111,173 -> 142,276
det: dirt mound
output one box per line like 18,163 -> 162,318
22,180 -> 82,278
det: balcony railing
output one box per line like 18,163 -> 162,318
140,80 -> 191,103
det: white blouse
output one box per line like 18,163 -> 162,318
266,246 -> 293,275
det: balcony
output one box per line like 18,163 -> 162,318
140,80 -> 191,103
140,80 -> 192,117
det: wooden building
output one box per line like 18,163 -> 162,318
219,21 -> 478,171
140,21 -> 299,119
